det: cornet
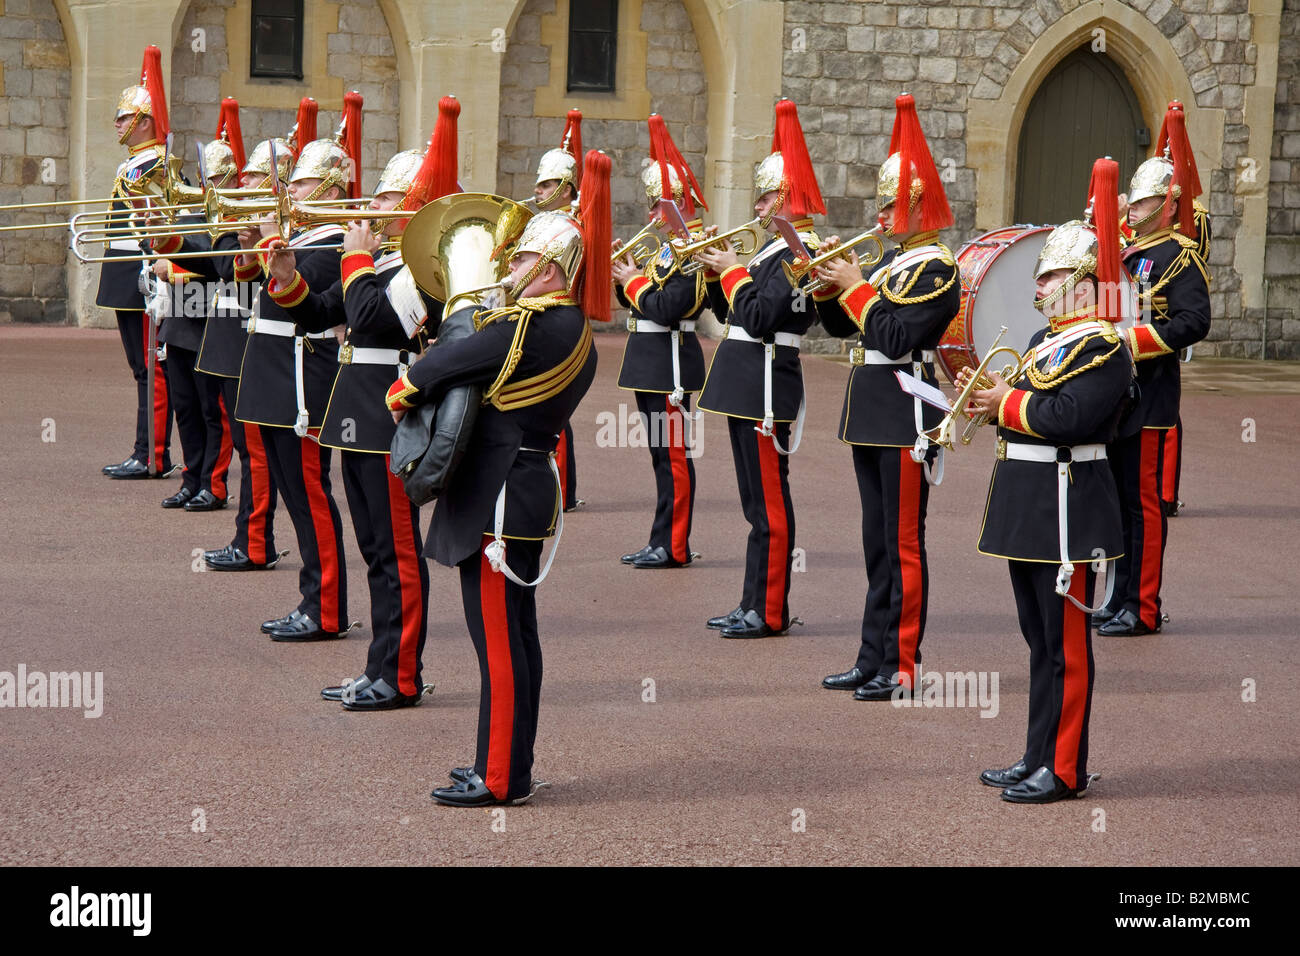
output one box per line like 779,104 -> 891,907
611,219 -> 665,266
923,326 -> 1028,450
785,227 -> 886,293
669,218 -> 765,275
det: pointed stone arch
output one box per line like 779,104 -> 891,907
968,3 -> 1225,232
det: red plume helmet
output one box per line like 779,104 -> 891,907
215,97 -> 246,171
340,91 -> 364,199
579,149 -> 612,323
561,109 -> 583,188
1155,102 -> 1201,239
648,113 -> 707,218
1086,157 -> 1122,323
140,45 -> 169,139
770,99 -> 824,219
887,93 -> 952,233
408,95 -> 462,207
291,97 -> 318,160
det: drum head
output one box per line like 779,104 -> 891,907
968,228 -> 1050,355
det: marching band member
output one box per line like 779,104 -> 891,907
695,99 -> 823,639
386,151 -> 610,806
612,114 -> 707,570
963,158 -> 1131,803
233,94 -> 364,643
532,110 -> 586,511
1098,103 -> 1211,637
100,46 -> 173,480
812,94 -> 959,700
195,108 -> 304,571
268,97 -> 461,708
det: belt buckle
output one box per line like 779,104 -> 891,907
995,438 -> 1007,461
1056,446 -> 1072,464
339,343 -> 353,365
627,315 -> 637,333
247,316 -> 257,334
849,346 -> 865,366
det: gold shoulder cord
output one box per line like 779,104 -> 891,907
1023,334 -> 1123,391
880,251 -> 958,306
481,310 -> 532,406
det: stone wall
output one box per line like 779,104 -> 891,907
169,0 -> 399,195
782,0 -> 1289,357
0,0 -> 71,324
1265,0 -> 1299,358
497,0 -> 709,249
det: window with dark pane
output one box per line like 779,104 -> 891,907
567,0 -> 618,92
250,0 -> 305,79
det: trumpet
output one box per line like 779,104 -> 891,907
923,326 -> 1027,450
611,219 -> 665,266
784,227 -> 886,293
669,218 -> 765,275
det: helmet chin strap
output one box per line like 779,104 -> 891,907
758,182 -> 787,229
1128,201 -> 1164,233
510,256 -> 549,300
118,111 -> 143,145
535,179 -> 570,211
1034,263 -> 1090,313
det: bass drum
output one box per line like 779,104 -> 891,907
937,225 -> 1051,385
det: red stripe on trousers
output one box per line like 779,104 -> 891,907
1161,424 -> 1179,502
1138,429 -> 1164,627
755,429 -> 789,629
211,392 -> 234,500
1054,569 -> 1090,789
144,314 -> 168,470
479,548 -> 515,800
385,464 -> 424,696
298,433 -> 341,632
666,396 -> 691,563
895,454 -> 924,690
555,429 -> 570,505
244,423 -> 271,564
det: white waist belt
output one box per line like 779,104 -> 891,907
630,318 -> 696,334
724,325 -> 802,349
339,345 -> 405,366
213,296 -> 244,311
108,239 -> 141,252
1002,442 -> 1106,463
250,317 -> 331,339
851,348 -> 936,365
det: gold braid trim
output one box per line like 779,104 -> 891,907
481,310 -> 533,406
491,320 -> 593,411
1023,334 -> 1123,391
880,260 -> 958,306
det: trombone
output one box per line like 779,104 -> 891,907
668,218 -> 765,275
923,326 -> 1028,450
784,228 -> 886,293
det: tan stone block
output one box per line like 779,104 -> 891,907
22,38 -> 68,68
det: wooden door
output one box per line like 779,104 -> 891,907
1015,46 -> 1146,226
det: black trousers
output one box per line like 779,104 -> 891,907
340,450 -> 429,695
727,416 -> 795,629
260,427 -> 347,632
216,377 -> 278,563
1008,561 -> 1095,790
635,391 -> 696,564
851,445 -> 930,687
165,345 -> 231,495
459,539 -> 544,801
1108,428 -> 1169,629
116,309 -> 171,470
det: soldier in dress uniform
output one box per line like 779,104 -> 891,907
101,46 -> 173,480
385,151 -> 610,806
532,110 -> 585,512
148,102 -> 249,513
233,94 -> 364,642
197,101 -> 314,571
963,158 -> 1132,803
611,114 -> 707,570
1096,104 -> 1211,637
268,96 -> 462,708
694,98 -> 823,639
811,94 -> 959,700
